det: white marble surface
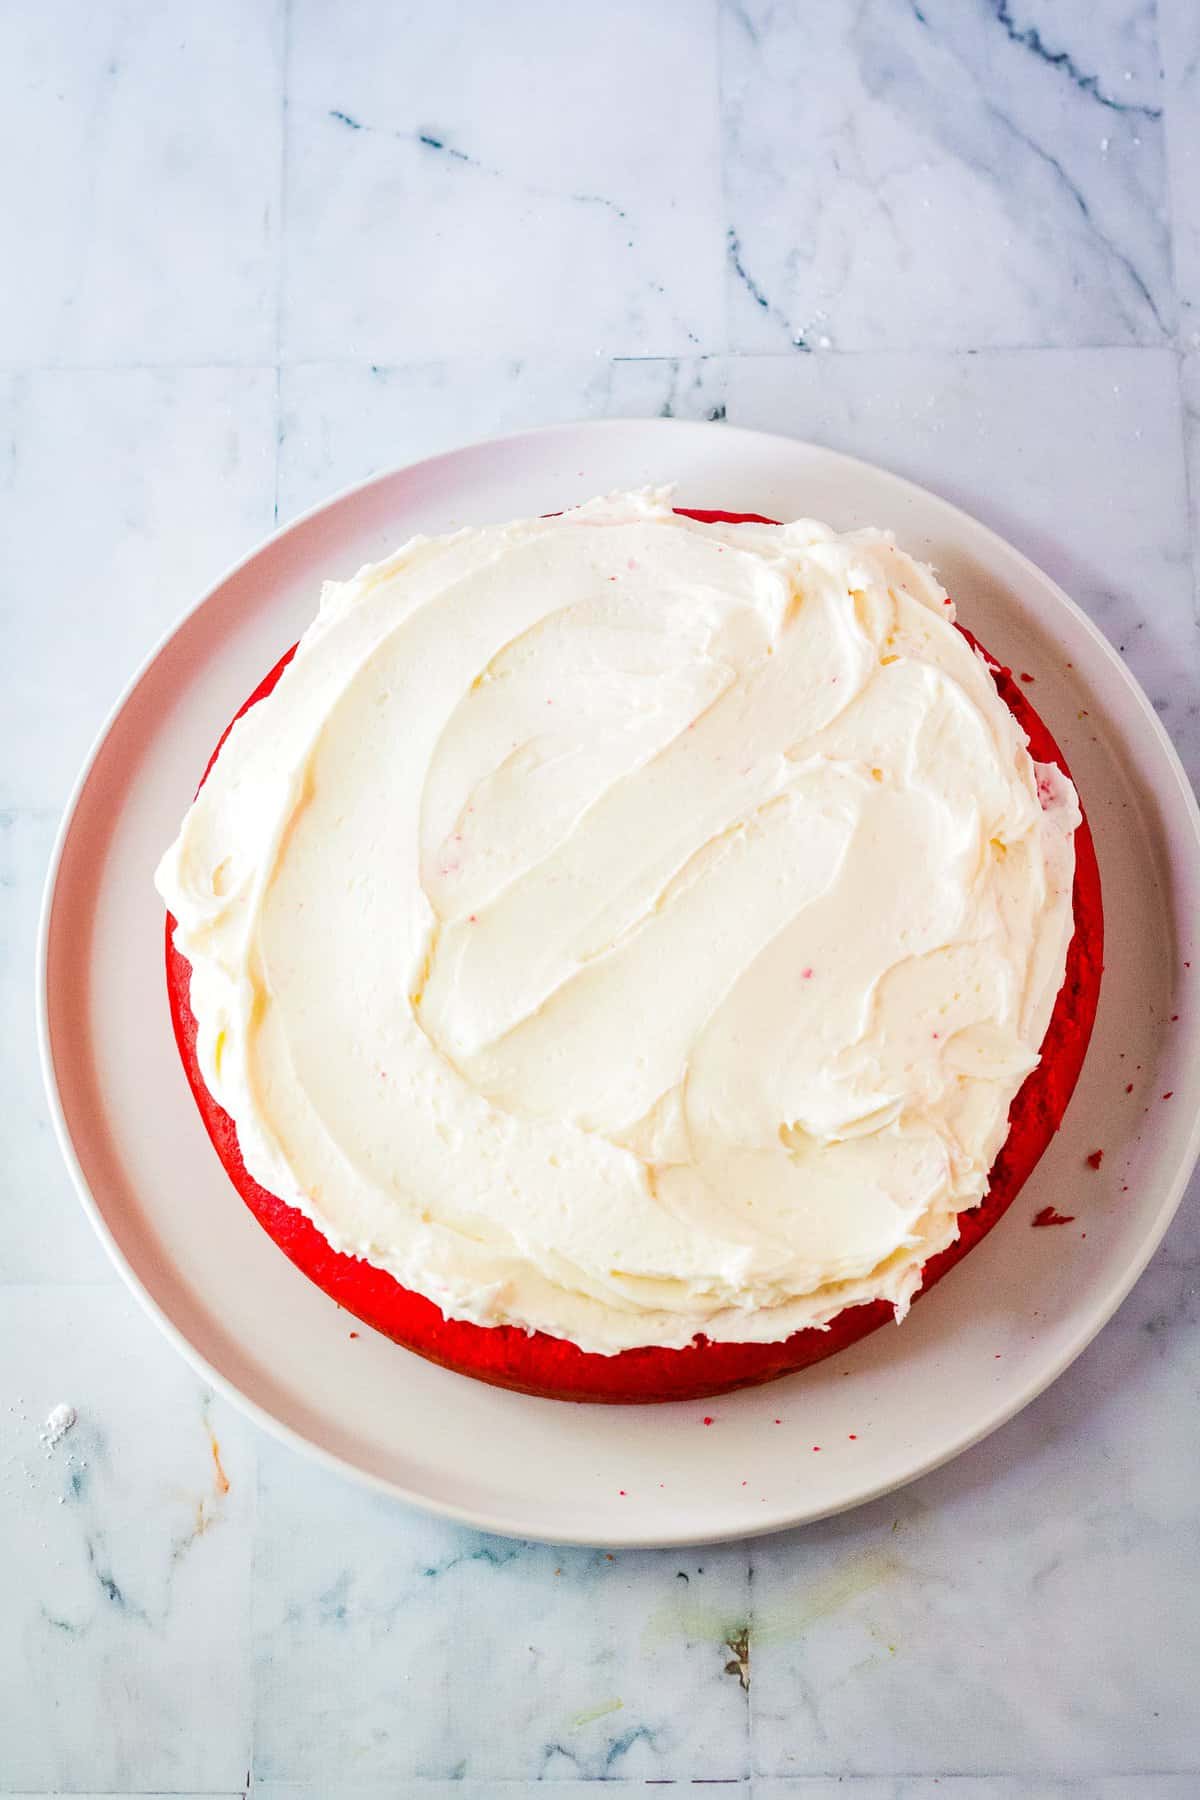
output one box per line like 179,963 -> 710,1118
2,0 -> 1199,1792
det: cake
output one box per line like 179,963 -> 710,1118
157,493 -> 1102,1402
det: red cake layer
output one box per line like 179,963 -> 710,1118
165,510 -> 1103,1403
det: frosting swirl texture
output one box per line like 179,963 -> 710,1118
157,492 -> 1079,1352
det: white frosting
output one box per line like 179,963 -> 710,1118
157,491 -> 1079,1354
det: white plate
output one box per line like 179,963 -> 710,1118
38,420 -> 1200,1547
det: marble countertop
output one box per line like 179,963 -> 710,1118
3,1 -> 1199,1793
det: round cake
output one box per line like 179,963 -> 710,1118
158,494 -> 1102,1402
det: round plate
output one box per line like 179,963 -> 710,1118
38,420 -> 1200,1547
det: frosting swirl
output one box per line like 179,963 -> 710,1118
157,491 -> 1079,1352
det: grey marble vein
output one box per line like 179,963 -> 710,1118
722,0 -> 1172,350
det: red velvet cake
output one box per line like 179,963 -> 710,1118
161,503 -> 1102,1403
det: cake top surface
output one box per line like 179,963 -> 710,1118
157,490 -> 1079,1353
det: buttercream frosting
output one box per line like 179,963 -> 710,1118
157,491 -> 1079,1353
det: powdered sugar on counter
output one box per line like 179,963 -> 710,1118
40,1403 -> 77,1450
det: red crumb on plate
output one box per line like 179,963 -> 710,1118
1086,1149 -> 1103,1170
1020,671 -> 1035,683
1032,1206 -> 1075,1228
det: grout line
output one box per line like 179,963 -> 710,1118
745,1542 -> 755,1779
1156,0 -> 1196,357
0,344 -> 1185,377
246,1399 -> 262,1795
3,1771 -> 1200,1791
1172,353 -> 1200,628
0,358 -> 281,374
712,0 -> 733,361
272,0 -> 293,527
4,1775 -> 1185,1790
0,1279 -> 123,1290
1155,0 -> 1200,613
5,1779 -> 1200,1791
739,1782 -> 1200,1791
273,361 -> 283,528
613,353 -> 723,365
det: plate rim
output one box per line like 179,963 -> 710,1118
36,416 -> 1200,1547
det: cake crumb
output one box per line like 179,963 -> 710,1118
40,1404 -> 77,1451
1086,1149 -> 1103,1171
1032,1206 -> 1075,1228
